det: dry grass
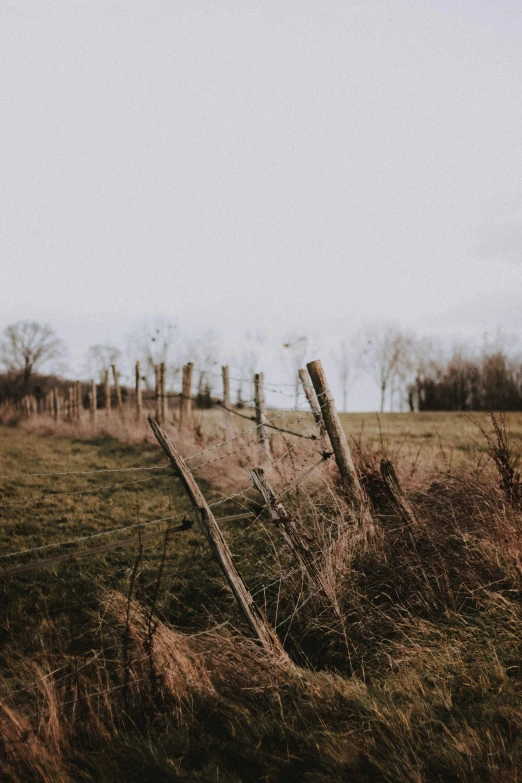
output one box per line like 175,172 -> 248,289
1,411 -> 522,780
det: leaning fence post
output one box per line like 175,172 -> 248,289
180,362 -> 194,432
222,365 -> 231,434
254,373 -> 271,457
90,380 -> 97,422
104,369 -> 111,415
298,368 -> 326,438
306,360 -> 365,505
112,364 -> 122,413
135,361 -> 142,419
147,416 -> 287,659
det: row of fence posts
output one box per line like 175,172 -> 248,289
18,362 -> 342,452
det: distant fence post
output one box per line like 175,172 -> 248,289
67,386 -> 74,419
306,360 -> 365,506
135,361 -> 142,419
180,362 -> 194,432
53,387 -> 60,421
160,361 -> 168,425
147,416 -> 287,659
90,380 -> 97,422
222,365 -> 231,434
104,369 -> 111,415
111,365 -> 122,413
254,373 -> 271,457
75,381 -> 82,421
154,365 -> 161,421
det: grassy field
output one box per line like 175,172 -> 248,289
1,412 -> 522,781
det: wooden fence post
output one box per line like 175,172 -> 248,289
53,387 -> 60,421
298,368 -> 326,438
112,365 -> 122,412
135,361 -> 142,419
180,362 -> 194,432
222,365 -> 231,434
147,416 -> 287,659
254,373 -> 271,457
75,381 -> 82,421
160,361 -> 168,425
67,386 -> 74,419
90,380 -> 97,422
306,360 -> 365,505
380,459 -> 418,527
104,369 -> 111,415
154,365 -> 161,421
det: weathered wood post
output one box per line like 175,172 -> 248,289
254,373 -> 271,457
104,369 -> 111,415
75,381 -> 82,421
298,368 -> 326,438
380,459 -> 418,527
147,416 -> 287,659
67,386 -> 74,419
222,365 -> 231,434
306,360 -> 365,505
111,365 -> 122,413
154,365 -> 161,421
160,361 -> 168,425
53,387 -> 60,421
90,379 -> 97,422
180,362 -> 194,432
135,361 -> 142,420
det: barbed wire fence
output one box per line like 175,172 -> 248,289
0,359 -> 369,726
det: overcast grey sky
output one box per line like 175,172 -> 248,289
1,0 -> 521,395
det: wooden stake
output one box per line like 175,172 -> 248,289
160,361 -> 168,425
222,365 -> 231,434
90,380 -> 97,421
112,365 -> 122,412
75,381 -> 82,421
254,373 -> 271,457
104,369 -> 111,414
53,387 -> 60,420
147,416 -> 286,658
298,368 -> 326,438
154,365 -> 161,421
180,362 -> 194,432
250,468 -> 340,611
306,360 -> 364,505
380,459 -> 418,527
135,361 -> 142,419
67,386 -> 74,419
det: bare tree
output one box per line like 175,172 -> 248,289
331,339 -> 356,412
0,321 -> 65,385
86,344 -> 122,383
127,320 -> 180,389
281,334 -> 309,407
355,324 -> 416,412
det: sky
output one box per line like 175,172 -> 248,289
1,0 -> 521,405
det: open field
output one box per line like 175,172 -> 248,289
1,411 -> 522,781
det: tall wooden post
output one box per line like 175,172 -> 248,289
75,381 -> 82,421
222,365 -> 231,434
298,368 -> 326,438
180,362 -> 194,432
160,361 -> 168,425
135,361 -> 142,419
254,373 -> 271,456
306,360 -> 365,505
147,416 -> 287,659
104,369 -> 111,415
112,365 -> 122,412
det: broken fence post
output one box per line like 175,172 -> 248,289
147,415 -> 287,659
298,368 -> 326,438
254,372 -> 271,457
380,459 -> 418,527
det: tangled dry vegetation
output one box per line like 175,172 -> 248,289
1,412 -> 522,782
